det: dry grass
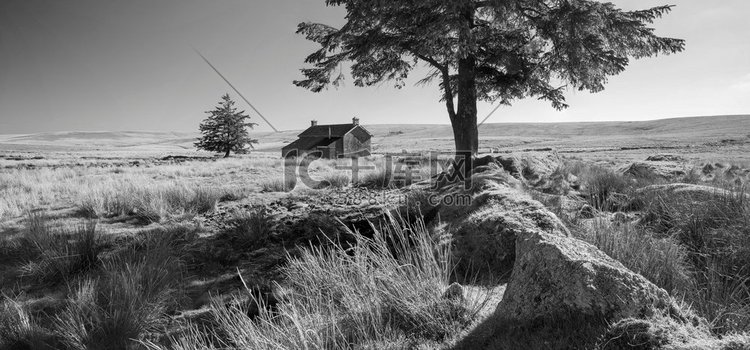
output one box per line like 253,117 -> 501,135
573,219 -> 693,295
357,166 -> 394,188
312,171 -> 351,189
78,182 -> 222,223
259,177 -> 296,192
636,183 -> 750,334
578,165 -> 635,211
0,219 -> 194,349
4,148 -> 750,347
155,216 -> 490,350
9,213 -> 103,285
538,159 -> 750,335
0,155 -> 281,220
0,296 -> 56,349
600,310 -> 750,350
227,209 -> 274,250
53,226 -> 189,350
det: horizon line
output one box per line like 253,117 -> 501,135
1,113 -> 748,136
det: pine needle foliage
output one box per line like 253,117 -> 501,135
295,0 -> 685,155
195,94 -> 258,158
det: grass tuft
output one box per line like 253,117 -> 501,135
0,296 -> 57,349
53,226 -> 186,350
227,209 -> 274,250
314,171 -> 351,189
580,166 -> 633,211
260,177 -> 296,192
78,184 -> 221,223
158,215 -> 488,349
573,219 -> 693,295
15,213 -> 103,285
636,183 -> 750,334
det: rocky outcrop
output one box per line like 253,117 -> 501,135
429,162 -> 569,283
473,153 -> 567,191
621,161 -> 686,179
448,193 -> 570,283
434,155 -> 699,348
496,231 -> 683,324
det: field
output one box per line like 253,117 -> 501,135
2,115 -> 750,349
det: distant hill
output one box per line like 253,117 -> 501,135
1,115 -> 748,154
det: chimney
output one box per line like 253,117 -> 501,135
352,117 -> 360,125
311,120 -> 318,126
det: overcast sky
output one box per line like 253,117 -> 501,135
0,1 -> 748,133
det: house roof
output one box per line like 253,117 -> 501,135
281,137 -> 338,151
298,123 -> 372,138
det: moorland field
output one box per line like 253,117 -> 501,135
2,114 -> 750,349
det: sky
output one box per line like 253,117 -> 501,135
0,0 -> 748,133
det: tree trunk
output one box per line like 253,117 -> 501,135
224,148 -> 231,158
451,55 -> 479,177
449,4 -> 479,177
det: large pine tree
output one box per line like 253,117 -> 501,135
294,0 -> 685,162
195,94 -> 258,158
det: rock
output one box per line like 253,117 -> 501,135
646,154 -> 684,162
579,204 -> 596,219
442,282 -> 464,301
496,230 -> 684,328
435,168 -> 569,283
495,153 -> 564,184
424,163 -> 700,348
621,162 -> 686,180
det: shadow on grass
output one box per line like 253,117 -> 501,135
451,309 -> 611,350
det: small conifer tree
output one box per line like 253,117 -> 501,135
195,94 -> 258,157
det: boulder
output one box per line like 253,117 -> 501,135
501,153 -> 562,181
449,192 -> 570,283
496,231 -> 682,325
426,161 -> 700,348
477,153 -> 564,186
451,211 -> 694,349
621,161 -> 686,179
433,167 -> 569,283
